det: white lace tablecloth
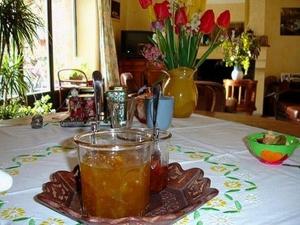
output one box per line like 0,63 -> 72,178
0,114 -> 300,225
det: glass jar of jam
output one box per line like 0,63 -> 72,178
74,129 -> 152,218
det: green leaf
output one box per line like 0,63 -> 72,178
224,193 -> 233,200
32,154 -> 46,157
224,171 -> 231,176
200,207 -> 220,211
222,163 -> 236,167
245,187 -> 257,191
0,200 -> 4,208
235,200 -> 242,211
194,210 -> 201,219
196,221 -> 203,225
206,161 -> 218,165
223,210 -> 239,213
28,218 -> 36,225
244,180 -> 256,186
226,176 -> 239,180
13,217 -> 30,222
5,165 -> 20,169
226,189 -> 241,193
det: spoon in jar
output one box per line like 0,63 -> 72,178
152,84 -> 160,140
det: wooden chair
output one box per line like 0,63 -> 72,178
120,72 -> 139,94
57,69 -> 88,110
194,81 -> 226,112
223,79 -> 258,115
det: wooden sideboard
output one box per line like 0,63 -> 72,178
118,58 -> 163,89
118,58 -> 147,89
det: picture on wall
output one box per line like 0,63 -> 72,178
280,8 -> 300,35
111,0 -> 120,19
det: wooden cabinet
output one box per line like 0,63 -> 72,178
118,58 -> 163,89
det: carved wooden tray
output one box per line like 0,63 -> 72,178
35,163 -> 218,225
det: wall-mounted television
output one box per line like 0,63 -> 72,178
121,30 -> 154,58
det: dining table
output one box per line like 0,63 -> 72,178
0,112 -> 299,225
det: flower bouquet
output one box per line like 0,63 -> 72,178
138,0 -> 231,117
221,29 -> 261,78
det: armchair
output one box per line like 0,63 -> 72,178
264,77 -> 300,123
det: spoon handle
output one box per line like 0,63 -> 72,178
152,84 -> 160,136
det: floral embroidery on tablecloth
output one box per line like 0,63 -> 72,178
211,165 -> 229,173
40,217 -> 65,225
3,146 -> 71,176
204,214 -> 234,225
224,180 -> 242,189
0,144 -> 258,225
169,144 -> 258,224
0,145 -> 77,224
168,145 -> 182,152
205,198 -> 227,208
0,207 -> 26,220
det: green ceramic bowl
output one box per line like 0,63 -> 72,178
245,132 -> 300,164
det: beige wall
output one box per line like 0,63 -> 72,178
265,0 -> 300,77
78,0 -> 300,80
206,3 -> 244,22
76,0 -> 99,78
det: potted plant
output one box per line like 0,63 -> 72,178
221,30 -> 261,80
0,0 -> 43,116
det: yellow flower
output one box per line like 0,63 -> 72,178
186,152 -> 207,159
50,146 -> 70,154
0,207 -> 26,220
40,217 -> 65,225
168,145 -> 181,152
6,168 -> 19,176
210,165 -> 228,173
0,191 -> 7,196
175,215 -> 190,224
224,180 -> 242,189
19,156 -> 38,163
206,197 -> 227,208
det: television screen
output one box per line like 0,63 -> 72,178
121,30 -> 153,58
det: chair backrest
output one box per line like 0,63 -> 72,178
57,69 -> 88,87
120,72 -> 139,94
195,81 -> 226,112
223,79 -> 258,115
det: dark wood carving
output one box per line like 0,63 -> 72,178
35,163 -> 218,225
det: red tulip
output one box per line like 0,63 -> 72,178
138,0 -> 152,9
154,1 -> 171,21
175,7 -> 188,34
199,10 -> 215,34
217,10 -> 230,29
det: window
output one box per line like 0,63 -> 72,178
24,0 -> 78,94
52,0 -> 78,90
24,0 -> 50,94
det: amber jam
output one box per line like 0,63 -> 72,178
150,151 -> 168,192
80,151 -> 150,218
